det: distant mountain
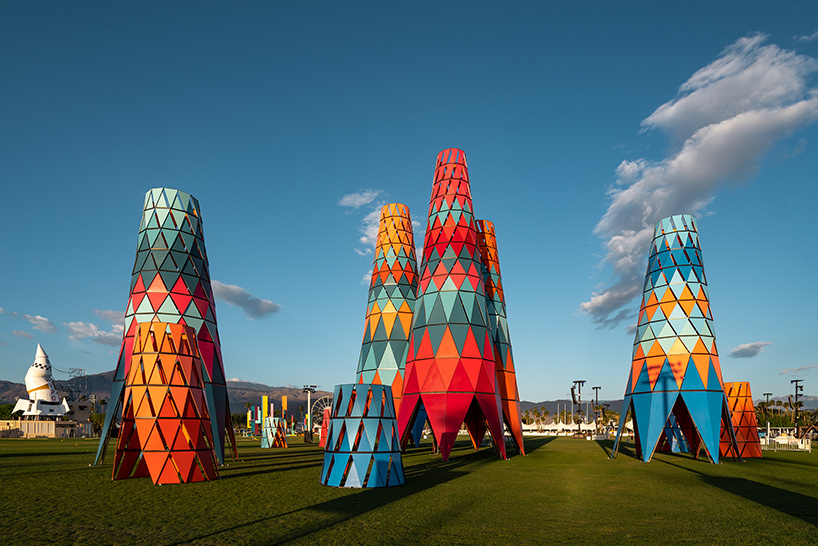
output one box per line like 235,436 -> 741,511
3,371 -> 815,413
0,380 -> 27,405
0,370 -> 333,418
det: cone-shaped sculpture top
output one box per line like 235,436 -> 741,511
628,213 -> 721,396
398,148 -> 507,461
356,203 -> 418,417
476,219 -> 525,455
35,343 -> 48,362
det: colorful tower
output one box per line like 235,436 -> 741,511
612,214 -> 738,463
113,322 -> 219,484
476,220 -> 525,455
397,148 -> 506,461
720,382 -> 762,458
321,383 -> 405,488
356,203 -> 418,417
95,188 -> 236,466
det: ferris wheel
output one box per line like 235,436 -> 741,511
311,395 -> 333,426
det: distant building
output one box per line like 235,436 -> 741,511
12,345 -> 70,418
1,345 -> 93,438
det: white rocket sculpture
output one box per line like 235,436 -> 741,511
12,344 -> 70,417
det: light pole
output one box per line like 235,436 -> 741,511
762,392 -> 772,421
791,380 -> 803,438
571,380 -> 585,435
592,386 -> 601,434
302,385 -> 317,443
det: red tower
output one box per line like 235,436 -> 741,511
397,148 -> 506,461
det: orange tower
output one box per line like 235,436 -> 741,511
356,203 -> 418,417
113,322 -> 219,484
720,382 -> 763,458
476,220 -> 525,454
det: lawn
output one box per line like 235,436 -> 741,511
1,436 -> 816,545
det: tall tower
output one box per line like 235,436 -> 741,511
356,203 -> 418,417
611,214 -> 738,462
95,188 -> 236,466
397,148 -> 506,461
476,220 -> 525,455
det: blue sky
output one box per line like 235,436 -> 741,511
1,2 -> 817,402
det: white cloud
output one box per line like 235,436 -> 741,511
23,314 -> 57,334
353,248 -> 372,256
211,280 -> 281,319
338,189 -> 382,209
581,34 -> 818,327
780,364 -> 818,376
94,309 -> 124,324
361,271 -> 372,286
729,341 -> 772,358
12,330 -> 32,339
795,29 -> 818,43
64,321 -> 123,346
358,207 -> 382,247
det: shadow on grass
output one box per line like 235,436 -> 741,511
658,458 -> 818,527
595,439 -> 612,457
520,436 -> 556,454
168,448 -> 483,545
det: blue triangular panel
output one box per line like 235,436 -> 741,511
680,358 -> 705,391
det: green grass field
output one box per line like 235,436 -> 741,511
1,436 -> 816,545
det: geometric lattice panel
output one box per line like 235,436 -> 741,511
356,202 -> 418,419
320,384 -> 405,488
612,214 -> 736,463
113,322 -> 219,484
397,148 -> 507,462
261,417 -> 288,449
476,219 -> 524,455
720,382 -> 762,458
96,187 -> 236,467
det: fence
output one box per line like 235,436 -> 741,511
760,436 -> 811,453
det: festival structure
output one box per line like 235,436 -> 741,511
12,345 -> 70,418
261,417 -> 289,448
356,203 -> 418,419
95,188 -> 236,467
612,214 -> 738,463
397,148 -> 508,461
112,322 -> 219,484
719,382 -> 762,458
320,383 -> 405,488
476,220 -> 525,455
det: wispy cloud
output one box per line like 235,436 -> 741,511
211,280 -> 281,319
64,321 -> 124,346
94,309 -> 124,323
795,29 -> 818,43
338,189 -> 382,210
581,34 -> 818,327
780,364 -> 818,376
357,207 -> 382,248
339,189 -> 388,256
23,314 -> 57,334
729,341 -> 772,358
12,330 -> 32,339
